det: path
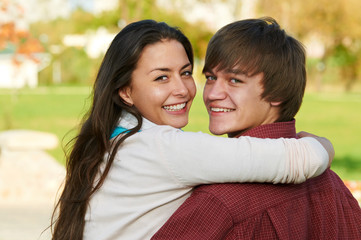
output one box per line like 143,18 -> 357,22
0,130 -> 65,240
0,203 -> 53,240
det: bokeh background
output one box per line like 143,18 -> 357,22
0,0 -> 360,239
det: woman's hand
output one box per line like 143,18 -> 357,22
297,131 -> 334,168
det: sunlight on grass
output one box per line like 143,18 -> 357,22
295,92 -> 361,180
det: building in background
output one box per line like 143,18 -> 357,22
0,53 -> 50,88
62,27 -> 116,59
0,0 -> 52,88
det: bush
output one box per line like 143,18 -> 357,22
39,47 -> 101,86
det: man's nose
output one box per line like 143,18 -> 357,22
205,80 -> 227,100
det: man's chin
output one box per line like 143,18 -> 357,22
209,128 -> 227,136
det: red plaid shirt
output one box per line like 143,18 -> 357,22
152,121 -> 361,239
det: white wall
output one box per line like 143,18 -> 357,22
0,54 -> 42,88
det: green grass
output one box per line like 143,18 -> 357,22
296,92 -> 361,180
0,86 -> 360,180
0,87 -> 92,164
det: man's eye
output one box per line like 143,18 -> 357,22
230,78 -> 242,84
205,75 -> 216,82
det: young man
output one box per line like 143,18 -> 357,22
152,17 -> 361,239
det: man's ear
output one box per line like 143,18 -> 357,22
270,101 -> 282,107
118,87 -> 134,106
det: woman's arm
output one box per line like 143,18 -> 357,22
297,131 -> 334,168
153,127 -> 331,186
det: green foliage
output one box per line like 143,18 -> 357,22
257,0 -> 361,91
118,0 -> 213,59
58,47 -> 100,85
29,2 -> 213,86
30,9 -> 120,42
38,47 -> 101,86
152,16 -> 213,60
331,44 -> 358,67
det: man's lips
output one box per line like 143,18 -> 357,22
210,107 -> 235,113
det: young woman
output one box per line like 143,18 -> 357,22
51,20 -> 332,240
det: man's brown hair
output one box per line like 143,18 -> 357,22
203,17 -> 306,122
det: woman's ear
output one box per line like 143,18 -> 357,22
118,87 -> 134,106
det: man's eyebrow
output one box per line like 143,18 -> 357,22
202,67 -> 248,76
202,68 -> 214,74
149,63 -> 192,73
225,68 -> 247,75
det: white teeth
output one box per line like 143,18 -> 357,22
211,107 -> 233,112
163,103 -> 186,111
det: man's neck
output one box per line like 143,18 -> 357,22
232,120 -> 297,139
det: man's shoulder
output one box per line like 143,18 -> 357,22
194,181 -> 296,198
194,169 -> 346,196
192,183 -> 278,211
320,169 -> 357,198
190,170 -> 346,212
194,182 -> 270,195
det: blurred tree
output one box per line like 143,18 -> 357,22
31,8 -> 122,85
38,47 -> 101,85
258,0 -> 361,91
0,0 -> 44,63
30,0 -> 213,85
119,0 -> 157,22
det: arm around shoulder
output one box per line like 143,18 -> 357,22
155,127 -> 330,186
276,137 -> 330,184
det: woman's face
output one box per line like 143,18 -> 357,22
119,39 -> 196,128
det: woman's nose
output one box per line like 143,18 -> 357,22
172,77 -> 188,96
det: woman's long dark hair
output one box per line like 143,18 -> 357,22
51,20 -> 193,240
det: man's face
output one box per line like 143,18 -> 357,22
203,67 -> 280,137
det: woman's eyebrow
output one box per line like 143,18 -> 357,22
149,63 -> 191,73
180,63 -> 192,70
149,67 -> 171,73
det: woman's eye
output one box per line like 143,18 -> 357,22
155,75 -> 168,81
182,71 -> 192,77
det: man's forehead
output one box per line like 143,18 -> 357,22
224,67 -> 248,75
212,65 -> 253,77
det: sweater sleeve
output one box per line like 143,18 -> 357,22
273,137 -> 329,184
154,127 -> 328,186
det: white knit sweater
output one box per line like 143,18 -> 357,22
83,112 -> 328,240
